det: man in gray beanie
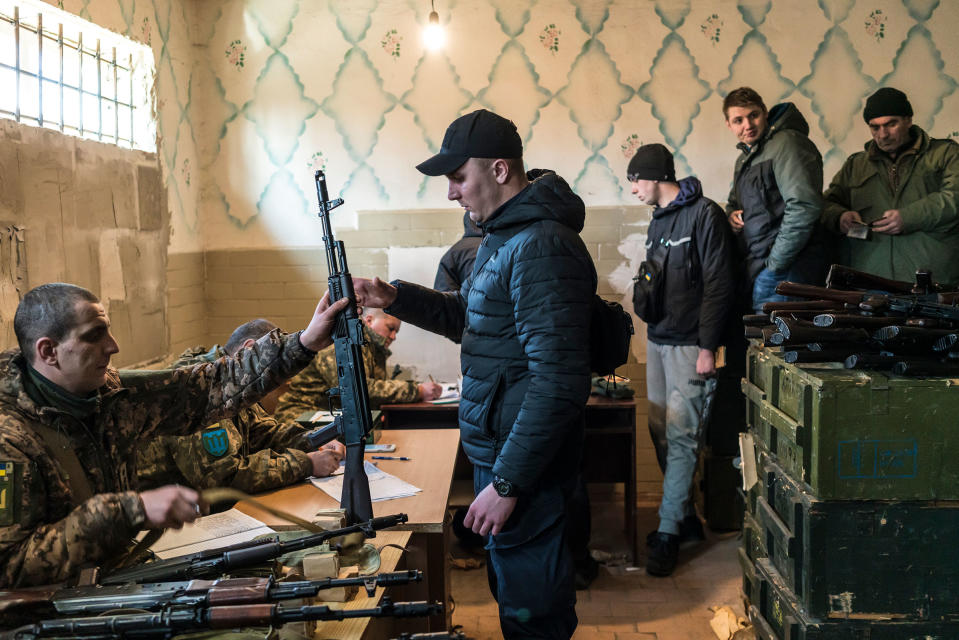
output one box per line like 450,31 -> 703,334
627,143 -> 735,576
823,87 -> 959,285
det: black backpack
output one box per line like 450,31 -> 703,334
475,222 -> 633,376
590,296 -> 634,375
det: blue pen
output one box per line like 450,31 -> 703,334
371,455 -> 411,461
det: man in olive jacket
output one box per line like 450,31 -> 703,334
355,109 -> 596,639
0,283 -> 345,587
823,87 -> 959,286
724,87 -> 827,311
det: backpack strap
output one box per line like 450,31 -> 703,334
31,422 -> 95,503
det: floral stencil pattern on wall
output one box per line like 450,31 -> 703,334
226,40 -> 246,69
540,24 -> 561,54
140,17 -> 151,45
308,151 -> 327,173
621,134 -> 642,159
181,158 -> 191,187
701,14 -> 722,45
381,29 -> 402,59
865,10 -> 886,42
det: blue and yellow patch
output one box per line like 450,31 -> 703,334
201,428 -> 229,458
0,461 -> 15,526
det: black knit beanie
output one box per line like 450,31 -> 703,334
626,143 -> 675,182
863,87 -> 913,122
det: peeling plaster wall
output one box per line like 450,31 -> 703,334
0,120 -> 170,367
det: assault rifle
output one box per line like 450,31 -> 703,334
774,282 -> 959,323
100,513 -> 407,585
0,597 -> 442,640
0,570 -> 421,619
304,170 -> 375,524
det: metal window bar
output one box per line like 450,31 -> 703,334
0,6 -> 141,148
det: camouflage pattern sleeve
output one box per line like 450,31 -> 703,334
119,329 -> 316,441
137,408 -> 312,494
273,348 -> 337,425
135,435 -> 182,490
0,439 -> 145,587
361,332 -> 420,407
244,403 -> 314,452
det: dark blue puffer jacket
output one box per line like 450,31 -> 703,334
387,171 -> 597,491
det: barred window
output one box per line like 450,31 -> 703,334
0,0 -> 155,151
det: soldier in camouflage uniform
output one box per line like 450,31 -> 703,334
0,283 -> 345,587
274,309 -> 441,424
137,319 -> 345,494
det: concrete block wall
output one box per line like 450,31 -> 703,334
182,205 -> 665,500
167,251 -> 207,356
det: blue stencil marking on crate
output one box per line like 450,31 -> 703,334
837,439 -> 918,479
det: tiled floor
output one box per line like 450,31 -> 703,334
449,493 -> 745,640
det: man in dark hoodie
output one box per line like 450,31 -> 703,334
434,211 -> 482,292
354,109 -> 595,639
628,144 -> 735,576
723,87 -> 827,311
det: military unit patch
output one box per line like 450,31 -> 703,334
201,428 -> 229,458
0,461 -> 15,526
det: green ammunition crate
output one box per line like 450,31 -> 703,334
742,507 -> 765,563
739,546 -> 761,606
698,453 -> 744,531
751,558 -> 959,640
750,450 -> 959,621
743,343 -> 959,500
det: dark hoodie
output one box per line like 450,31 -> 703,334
726,102 -> 826,282
645,177 -> 735,350
388,171 -> 596,491
433,211 -> 483,292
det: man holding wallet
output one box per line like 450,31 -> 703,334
822,87 -> 959,286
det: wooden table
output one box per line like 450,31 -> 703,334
237,429 -> 459,632
311,529 -> 411,640
380,396 -> 639,563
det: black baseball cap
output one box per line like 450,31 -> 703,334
416,109 -> 523,176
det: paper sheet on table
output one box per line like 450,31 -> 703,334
429,381 -> 460,404
310,460 -> 421,502
146,508 -> 275,559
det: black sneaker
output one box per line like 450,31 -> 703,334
646,531 -> 680,577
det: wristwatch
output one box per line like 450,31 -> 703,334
492,475 -> 517,498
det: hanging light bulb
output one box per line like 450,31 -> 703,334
422,0 -> 445,51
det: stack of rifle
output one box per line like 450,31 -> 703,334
743,265 -> 959,376
0,515 -> 447,639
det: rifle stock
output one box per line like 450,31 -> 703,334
2,598 -> 442,640
101,514 -> 408,585
0,571 -> 422,619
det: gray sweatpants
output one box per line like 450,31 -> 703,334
646,341 -> 708,535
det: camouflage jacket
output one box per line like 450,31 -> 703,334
135,402 -> 314,494
136,346 -> 314,493
274,325 -> 418,424
0,330 -> 315,587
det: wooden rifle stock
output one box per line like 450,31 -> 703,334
825,264 -> 917,294
774,282 -> 866,305
761,299 -> 844,313
813,314 -> 897,329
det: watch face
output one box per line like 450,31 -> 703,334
494,477 -> 513,497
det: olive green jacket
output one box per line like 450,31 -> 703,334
823,126 -> 959,285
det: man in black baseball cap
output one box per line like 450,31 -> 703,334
416,108 -> 523,177
354,108 -> 597,638
823,87 -> 959,285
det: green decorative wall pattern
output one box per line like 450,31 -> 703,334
43,1 -> 959,251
